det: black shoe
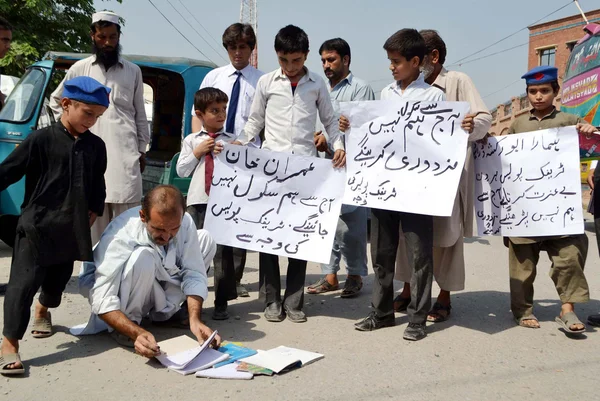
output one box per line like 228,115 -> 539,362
284,305 -> 307,323
587,314 -> 600,327
0,284 -> 6,296
403,322 -> 427,341
264,302 -> 285,322
212,304 -> 229,320
354,311 -> 395,331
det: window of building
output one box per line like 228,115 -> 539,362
566,40 -> 578,53
539,47 -> 556,66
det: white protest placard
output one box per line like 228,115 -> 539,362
204,144 -> 344,263
339,100 -> 470,216
473,127 -> 584,237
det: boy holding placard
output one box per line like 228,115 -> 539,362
238,25 -> 345,323
506,65 -> 597,334
342,29 -> 445,341
177,88 -> 237,321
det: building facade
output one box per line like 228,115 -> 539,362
490,8 -> 600,135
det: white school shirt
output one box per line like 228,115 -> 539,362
381,72 -> 446,102
176,129 -> 235,206
241,68 -> 344,156
49,56 -> 150,204
196,63 -> 263,147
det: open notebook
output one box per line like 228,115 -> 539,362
239,346 -> 324,374
155,331 -> 223,374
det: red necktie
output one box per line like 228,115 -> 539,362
204,132 -> 219,195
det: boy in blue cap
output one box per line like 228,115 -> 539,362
506,65 -> 597,335
0,76 -> 109,375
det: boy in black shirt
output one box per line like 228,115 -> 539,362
0,76 -> 109,375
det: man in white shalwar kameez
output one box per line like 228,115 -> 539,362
75,185 -> 221,357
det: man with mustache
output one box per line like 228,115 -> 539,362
307,38 -> 374,298
50,11 -> 150,245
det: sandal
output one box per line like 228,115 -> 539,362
427,302 -> 452,322
306,277 -> 339,294
555,311 -> 586,334
393,295 -> 410,312
0,353 -> 25,376
31,311 -> 53,338
340,276 -> 363,298
515,314 -> 540,329
111,331 -> 135,349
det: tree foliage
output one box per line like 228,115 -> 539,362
0,0 -> 123,76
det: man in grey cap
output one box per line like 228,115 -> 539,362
49,10 -> 150,244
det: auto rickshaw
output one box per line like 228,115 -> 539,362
0,52 -> 216,215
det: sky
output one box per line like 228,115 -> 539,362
93,0 -> 595,108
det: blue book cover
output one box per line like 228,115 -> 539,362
214,343 -> 258,368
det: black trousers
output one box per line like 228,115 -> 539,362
259,253 -> 307,311
3,233 -> 74,339
187,204 -> 237,306
370,208 -> 433,325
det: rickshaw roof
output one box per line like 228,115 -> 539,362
42,51 -> 218,74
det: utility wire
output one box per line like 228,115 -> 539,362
448,1 -> 573,66
483,78 -> 522,99
166,0 -> 228,63
147,0 -> 215,63
176,0 -> 228,56
448,42 -> 529,67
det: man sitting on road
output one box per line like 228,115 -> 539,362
76,185 -> 221,356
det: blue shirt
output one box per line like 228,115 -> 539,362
324,73 -> 375,214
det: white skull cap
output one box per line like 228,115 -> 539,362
92,11 -> 120,26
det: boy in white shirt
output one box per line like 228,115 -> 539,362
238,25 -> 346,323
191,24 -> 264,298
342,29 -> 445,341
177,88 -> 237,321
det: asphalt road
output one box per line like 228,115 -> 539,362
0,217 -> 599,401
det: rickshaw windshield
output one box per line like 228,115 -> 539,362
0,67 -> 47,123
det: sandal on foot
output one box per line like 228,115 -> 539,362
427,302 -> 452,322
515,314 -> 540,329
555,311 -> 586,333
0,353 -> 25,376
393,295 -> 410,312
111,331 -> 135,348
341,277 -> 363,298
31,311 -> 53,338
306,277 -> 339,294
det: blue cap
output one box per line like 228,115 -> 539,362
63,76 -> 111,108
521,66 -> 558,85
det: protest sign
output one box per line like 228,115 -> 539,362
339,100 -> 470,216
204,144 -> 344,263
473,127 -> 584,237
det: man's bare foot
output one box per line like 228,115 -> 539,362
520,319 -> 540,329
0,337 -> 21,370
560,303 -> 585,331
31,301 -> 50,336
399,282 -> 410,299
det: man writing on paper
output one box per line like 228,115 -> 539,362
77,185 -> 221,357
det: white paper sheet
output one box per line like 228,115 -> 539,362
204,145 -> 345,263
155,331 -> 218,370
473,127 -> 584,236
339,100 -> 470,216
195,363 -> 253,380
168,348 -> 229,375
